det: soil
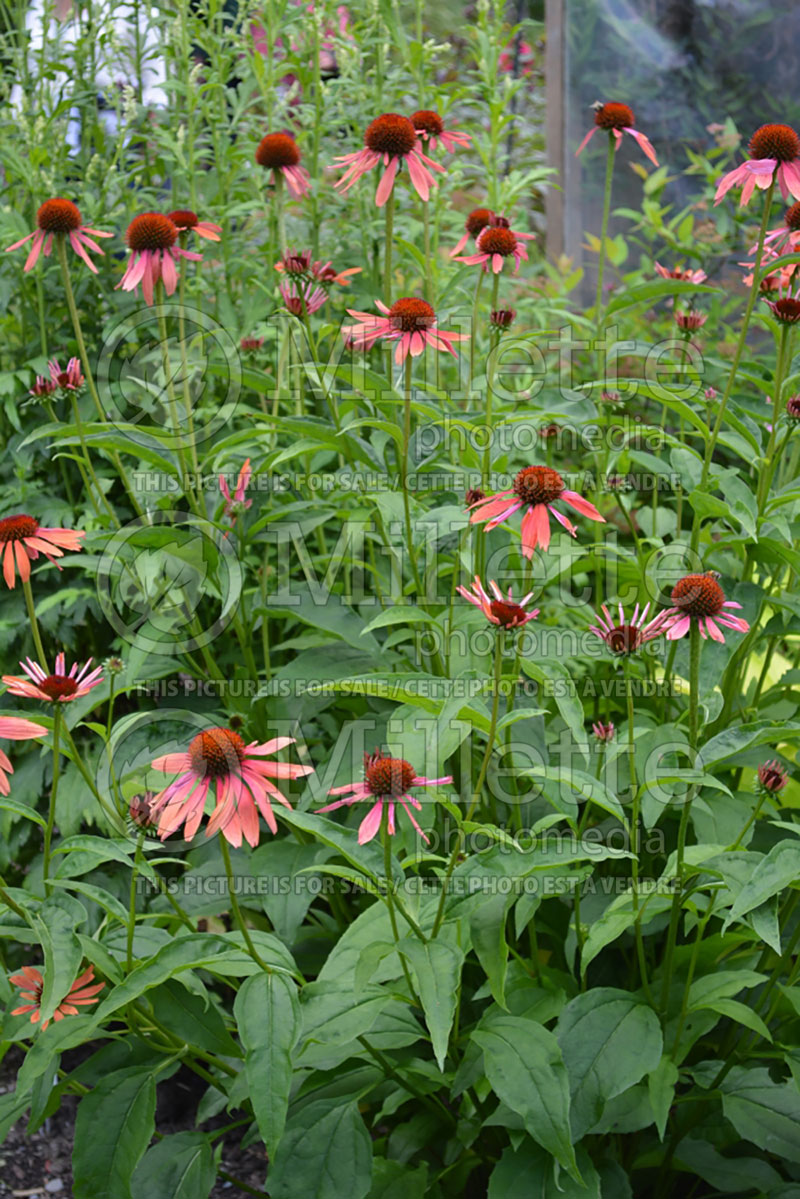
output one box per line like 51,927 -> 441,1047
0,1048 -> 267,1198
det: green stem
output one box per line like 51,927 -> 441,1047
431,631 -> 504,937
401,354 -> 424,597
690,176 -> 775,554
177,241 -> 200,476
55,235 -> 140,519
42,706 -> 62,896
627,663 -> 653,1004
22,578 -> 49,671
127,830 -> 146,970
155,283 -> 202,516
382,814 -> 419,993
594,132 -> 616,335
660,620 -> 701,1011
383,187 -> 395,308
219,835 -> 269,971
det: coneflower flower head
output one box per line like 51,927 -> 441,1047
715,123 -> 800,207
5,198 -> 113,273
757,759 -> 788,795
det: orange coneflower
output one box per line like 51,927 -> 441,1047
0,515 -> 84,589
10,965 -> 103,1030
5,198 -> 112,273
332,113 -> 445,207
469,466 -> 605,557
341,297 -> 467,364
317,749 -> 452,844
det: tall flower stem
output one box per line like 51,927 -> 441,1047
401,355 -> 424,597
22,578 -> 49,672
594,132 -> 616,334
274,171 -> 287,257
382,814 -> 418,995
127,829 -> 146,970
626,662 -> 653,1004
219,835 -> 269,971
55,236 -> 141,519
66,391 -> 114,522
176,246 -> 200,476
690,177 -> 775,554
42,706 -> 62,896
756,322 -> 793,516
431,631 -> 505,937
383,188 -> 395,307
155,285 -> 203,517
660,620 -> 701,1011
468,269 -> 485,395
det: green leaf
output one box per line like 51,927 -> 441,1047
724,841 -> 800,926
648,1057 -> 679,1141
34,894 -> 84,1026
521,658 -> 589,759
556,988 -> 663,1138
473,1013 -> 579,1180
687,969 -> 766,1009
72,1067 -> 156,1199
524,764 -> 628,826
469,891 -> 510,1008
488,1141 -> 600,1197
234,972 -> 299,1158
131,1132 -> 216,1199
398,935 -> 464,1070
360,607 -> 437,635
153,979 -> 242,1058
267,1099 -> 373,1199
693,998 -> 772,1042
720,1067 -> 800,1162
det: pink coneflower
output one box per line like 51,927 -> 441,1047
167,209 -> 222,242
760,201 -> 800,253
240,337 -> 264,353
117,214 -> 202,306
675,309 -> 707,330
456,216 -> 534,275
576,102 -> 658,166
457,576 -> 539,629
332,113 -> 445,206
450,207 -> 494,257
341,297 -> 467,364
758,757 -> 786,796
47,357 -> 84,391
317,748 -> 452,844
280,279 -> 328,316
469,466 -> 605,557
588,602 -> 671,654
763,292 -> 800,324
150,729 -> 313,848
129,792 -> 157,829
29,375 -> 57,399
499,39 -> 536,77
464,487 -> 485,508
757,759 -> 788,795
275,248 -> 361,287
219,458 -> 252,519
655,262 -> 707,284
255,133 -> 311,198
715,124 -> 800,207
662,573 -> 750,643
5,198 -> 112,274
491,308 -> 516,329
10,965 -> 103,1031
3,653 -> 104,703
786,394 -> 800,422
0,717 -> 48,796
411,109 -> 471,154
592,722 -> 615,743
0,515 -> 84,590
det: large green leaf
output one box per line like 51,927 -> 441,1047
556,988 -> 663,1138
131,1132 -> 216,1199
72,1067 -> 156,1199
720,1067 -> 800,1163
724,841 -> 800,926
267,1099 -> 373,1199
234,972 -> 299,1158
473,1012 -> 579,1179
398,934 -> 464,1070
